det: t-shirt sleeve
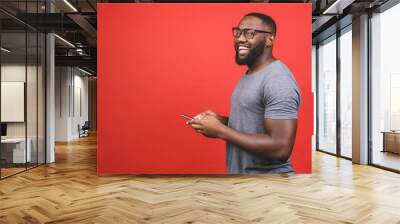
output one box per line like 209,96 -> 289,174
263,76 -> 301,119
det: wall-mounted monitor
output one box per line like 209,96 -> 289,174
1,123 -> 6,137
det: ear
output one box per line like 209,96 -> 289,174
265,35 -> 275,48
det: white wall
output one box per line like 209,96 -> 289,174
72,73 -> 89,138
55,66 -> 70,141
55,67 -> 89,141
1,65 -> 25,135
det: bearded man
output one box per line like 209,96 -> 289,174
188,13 -> 301,174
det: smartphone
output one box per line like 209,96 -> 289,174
180,114 -> 194,120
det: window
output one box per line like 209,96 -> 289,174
317,35 -> 337,154
339,27 -> 352,158
371,2 -> 400,171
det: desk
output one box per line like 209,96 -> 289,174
1,138 -> 31,163
381,131 -> 400,154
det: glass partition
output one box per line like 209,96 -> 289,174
27,30 -> 38,169
0,1 -> 46,179
38,32 -> 45,165
1,30 -> 28,177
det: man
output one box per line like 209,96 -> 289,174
188,12 -> 300,174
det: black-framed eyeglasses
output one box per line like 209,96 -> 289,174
232,27 -> 272,39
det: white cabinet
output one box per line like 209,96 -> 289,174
1,138 -> 32,163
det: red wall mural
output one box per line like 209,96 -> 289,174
98,3 -> 312,174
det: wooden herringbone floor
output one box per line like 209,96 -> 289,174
1,134 -> 400,224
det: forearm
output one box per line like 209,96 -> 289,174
218,125 -> 289,161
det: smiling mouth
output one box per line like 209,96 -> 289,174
237,46 -> 250,55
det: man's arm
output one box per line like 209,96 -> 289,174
218,118 -> 297,162
189,116 -> 297,161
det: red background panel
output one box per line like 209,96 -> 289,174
98,3 -> 312,174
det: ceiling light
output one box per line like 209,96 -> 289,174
78,67 -> 93,76
54,34 -> 75,48
322,0 -> 355,15
63,0 -> 78,12
1,47 -> 11,53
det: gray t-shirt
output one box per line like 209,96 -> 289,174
226,60 -> 301,174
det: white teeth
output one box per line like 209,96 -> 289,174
238,46 -> 249,50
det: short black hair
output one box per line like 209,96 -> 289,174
243,12 -> 276,35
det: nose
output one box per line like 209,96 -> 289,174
237,32 -> 247,43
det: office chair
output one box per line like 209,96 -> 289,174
79,121 -> 90,138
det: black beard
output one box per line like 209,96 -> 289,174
235,42 -> 265,66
